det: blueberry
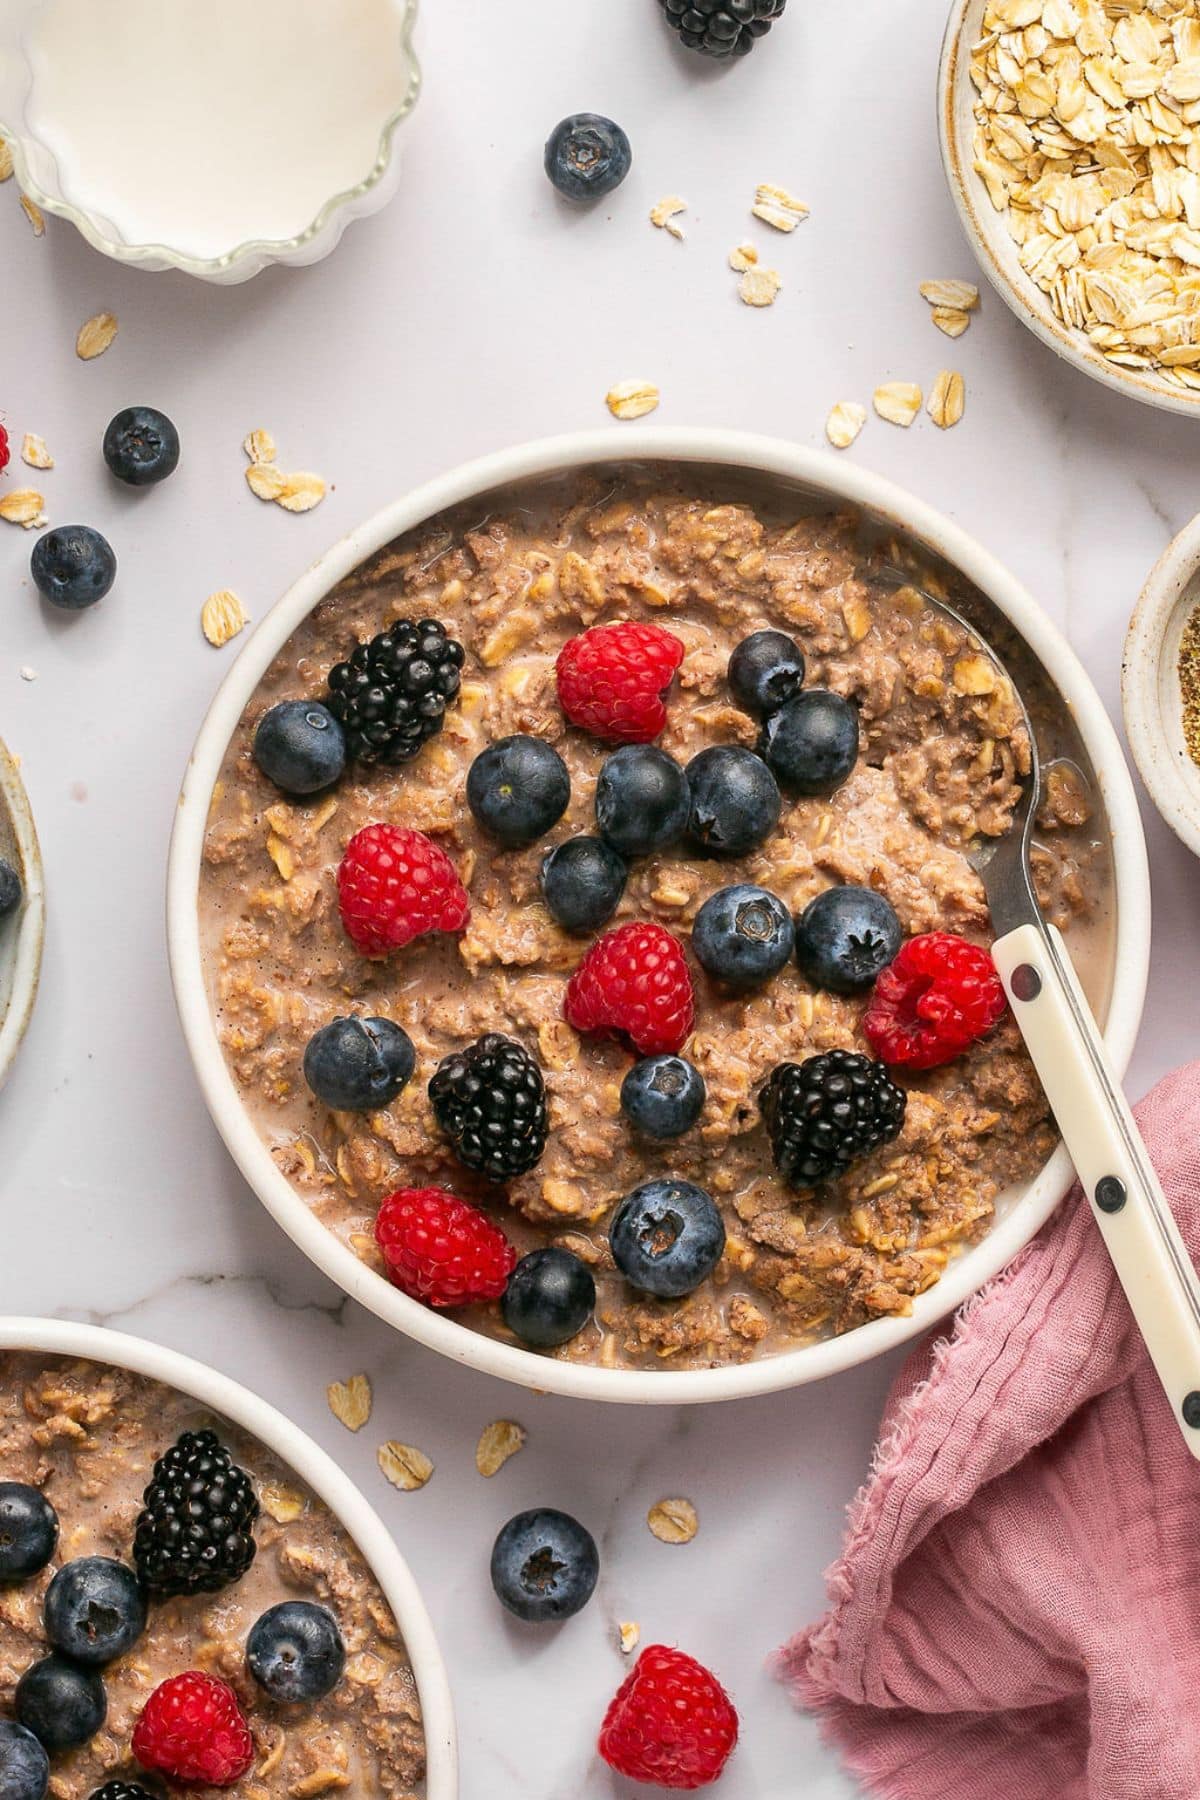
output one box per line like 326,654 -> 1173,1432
544,114 -> 632,202
539,837 -> 627,934
15,1655 -> 106,1752
0,1721 -> 48,1800
686,746 -> 781,857
0,1484 -> 58,1580
253,700 -> 346,796
0,860 -> 21,919
44,1558 -> 146,1666
303,1016 -> 415,1111
609,1178 -> 726,1298
693,884 -> 794,991
794,886 -> 902,995
760,690 -> 859,797
595,745 -> 690,858
620,1055 -> 706,1139
247,1601 -> 346,1703
30,527 -> 116,611
502,1248 -> 596,1348
102,406 -> 180,487
728,630 -> 806,718
490,1508 -> 599,1623
467,736 -> 571,849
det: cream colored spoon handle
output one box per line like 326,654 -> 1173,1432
992,921 -> 1200,1459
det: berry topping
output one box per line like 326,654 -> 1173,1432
0,859 -> 20,919
539,836 -> 627,934
728,628 -> 806,718
44,1557 -> 147,1666
760,1050 -> 907,1188
685,746 -> 781,857
610,1179 -> 725,1298
0,1483 -> 58,1579
658,0 -> 786,59
599,1643 -> 739,1789
247,1601 -> 346,1703
132,1673 -> 253,1788
374,1187 -> 516,1309
253,699 -> 346,796
89,1786 -> 159,1800
0,424 -> 9,476
794,886 -> 903,995
864,931 -> 1006,1070
429,1033 -> 549,1181
693,883 -> 794,991
620,1054 -> 706,1140
0,1721 -> 48,1800
556,620 -> 684,745
16,1655 -> 106,1752
563,922 -> 694,1057
490,1508 -> 599,1623
326,618 -> 465,765
595,744 -> 690,858
133,1429 -> 259,1598
466,735 -> 571,848
502,1247 -> 597,1348
544,113 -> 632,201
760,689 -> 859,797
303,1015 -> 415,1112
337,823 -> 470,957
31,526 -> 116,612
102,406 -> 180,486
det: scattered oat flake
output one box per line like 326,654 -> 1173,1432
475,1419 -> 527,1477
76,311 -> 118,360
825,401 -> 867,450
276,471 -> 327,514
20,434 -> 53,471
327,1374 -> 373,1433
919,279 -> 979,313
928,369 -> 965,431
751,182 -> 810,232
201,588 -> 250,648
738,265 -> 782,308
378,1441 -> 433,1492
728,242 -> 759,272
606,380 -> 660,422
243,428 -> 278,466
619,1621 -> 641,1655
932,306 -> 971,340
650,195 -> 687,240
246,463 -> 288,502
873,382 -> 922,427
19,667 -> 36,683
0,489 -> 46,527
20,195 -> 44,236
0,140 -> 13,183
647,1497 -> 699,1544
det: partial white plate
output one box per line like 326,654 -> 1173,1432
0,737 -> 44,1092
1124,513 -> 1200,859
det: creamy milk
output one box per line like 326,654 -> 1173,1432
24,0 -> 412,258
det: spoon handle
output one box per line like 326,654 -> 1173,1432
992,921 -> 1200,1459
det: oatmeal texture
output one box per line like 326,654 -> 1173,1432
199,478 -> 1110,1371
0,1355 -> 425,1798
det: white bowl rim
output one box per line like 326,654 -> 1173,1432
0,1314 -> 457,1794
167,425 -> 1152,1406
1123,510 -> 1200,859
938,0 -> 1200,419
0,737 -> 45,1093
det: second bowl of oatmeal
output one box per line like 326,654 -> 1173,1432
168,429 -> 1150,1404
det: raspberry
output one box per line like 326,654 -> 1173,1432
564,922 -> 694,1057
374,1187 -> 516,1308
599,1644 -> 739,1790
0,425 -> 9,476
337,823 -> 470,957
556,620 -> 684,744
132,1673 -> 253,1788
863,931 -> 1006,1071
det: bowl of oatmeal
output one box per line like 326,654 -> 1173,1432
0,1316 -> 455,1796
167,428 -> 1150,1403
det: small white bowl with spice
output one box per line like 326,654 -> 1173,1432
1124,514 -> 1200,858
0,736 -> 44,1093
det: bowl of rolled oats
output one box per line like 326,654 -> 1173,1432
940,0 -> 1200,415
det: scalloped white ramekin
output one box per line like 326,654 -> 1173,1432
1123,512 -> 1200,860
167,427 -> 1152,1405
0,736 -> 44,1093
0,1316 -> 457,1794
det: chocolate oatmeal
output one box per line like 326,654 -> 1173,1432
0,1354 -> 425,1796
198,472 -> 1113,1371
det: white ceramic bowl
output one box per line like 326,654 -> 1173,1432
1123,512 -> 1200,859
167,427 -> 1152,1405
939,0 -> 1200,418
0,736 -> 45,1093
0,1315 -> 457,1794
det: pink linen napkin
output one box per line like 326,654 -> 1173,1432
778,1060 -> 1200,1800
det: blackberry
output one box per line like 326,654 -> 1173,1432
326,619 -> 465,765
89,1786 -> 160,1800
429,1034 -> 548,1182
133,1429 -> 259,1598
760,1050 -> 906,1188
658,0 -> 787,59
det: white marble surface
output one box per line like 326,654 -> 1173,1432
1,2 -> 1198,1794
